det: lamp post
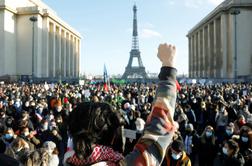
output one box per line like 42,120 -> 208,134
230,8 -> 240,81
29,16 -> 37,82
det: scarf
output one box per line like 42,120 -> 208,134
66,144 -> 124,166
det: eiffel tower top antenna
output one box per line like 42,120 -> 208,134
132,4 -> 139,50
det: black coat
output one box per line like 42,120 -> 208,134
224,153 -> 245,166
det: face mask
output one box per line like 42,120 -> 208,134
4,134 -> 13,140
56,120 -> 62,124
42,124 -> 48,130
206,131 -> 212,137
171,152 -> 182,160
25,102 -> 29,107
222,147 -> 228,155
56,107 -> 62,112
16,147 -> 22,152
193,99 -> 197,104
226,129 -> 233,136
241,136 -> 249,143
0,112 -> 5,117
38,107 -> 43,114
24,132 -> 29,137
15,102 -> 21,108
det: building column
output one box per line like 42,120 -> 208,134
61,30 -> 66,78
209,22 -> 214,78
204,26 -> 209,78
55,26 -> 61,79
202,28 -> 205,78
77,39 -> 80,78
41,19 -> 49,77
215,18 -> 222,78
221,14 -> 227,78
70,35 -> 73,78
188,36 -> 192,77
193,35 -> 196,77
213,20 -> 217,78
48,22 -> 56,78
74,37 -> 77,78
199,30 -> 203,78
195,32 -> 199,77
66,33 -> 70,77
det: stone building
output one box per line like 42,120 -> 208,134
0,0 -> 81,80
187,0 -> 252,79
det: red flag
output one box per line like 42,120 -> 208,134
176,80 -> 181,91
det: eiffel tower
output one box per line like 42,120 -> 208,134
121,5 -> 148,79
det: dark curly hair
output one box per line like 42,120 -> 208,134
68,102 -> 124,159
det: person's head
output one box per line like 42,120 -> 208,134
5,116 -> 14,128
24,148 -> 49,166
204,126 -> 214,138
41,119 -> 49,130
201,101 -> 206,109
3,127 -> 14,141
68,102 -> 124,159
20,111 -> 29,121
43,141 -> 57,155
185,123 -> 194,134
170,139 -> 184,160
223,139 -> 239,157
12,137 -> 29,152
226,122 -> 234,136
238,115 -> 246,126
240,128 -> 250,144
20,127 -> 30,137
0,108 -> 6,118
55,115 -> 63,124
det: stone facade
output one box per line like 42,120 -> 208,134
187,0 -> 252,79
0,0 -> 81,80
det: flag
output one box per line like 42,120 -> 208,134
103,64 -> 110,92
176,80 -> 181,91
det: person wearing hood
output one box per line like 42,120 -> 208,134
4,137 -> 30,163
162,139 -> 191,166
222,139 -> 245,166
43,141 -> 59,166
184,123 -> 199,165
238,127 -> 252,166
19,127 -> 40,151
199,125 -> 217,166
0,127 -> 16,153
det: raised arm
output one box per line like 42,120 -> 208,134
122,43 -> 177,166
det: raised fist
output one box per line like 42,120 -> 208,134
157,43 -> 176,68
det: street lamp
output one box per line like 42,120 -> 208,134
230,8 -> 240,81
29,16 -> 37,82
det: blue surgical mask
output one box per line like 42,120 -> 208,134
222,147 -> 228,155
226,129 -> 233,136
206,131 -> 212,137
171,152 -> 182,160
4,134 -> 13,140
241,136 -> 249,143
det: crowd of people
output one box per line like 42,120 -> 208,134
0,44 -> 252,166
0,80 -> 252,165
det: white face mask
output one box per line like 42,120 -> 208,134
171,152 -> 182,160
25,102 -> 29,107
16,147 -> 23,152
24,132 -> 29,137
222,147 -> 228,155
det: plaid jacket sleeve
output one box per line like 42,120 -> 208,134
121,66 -> 177,166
